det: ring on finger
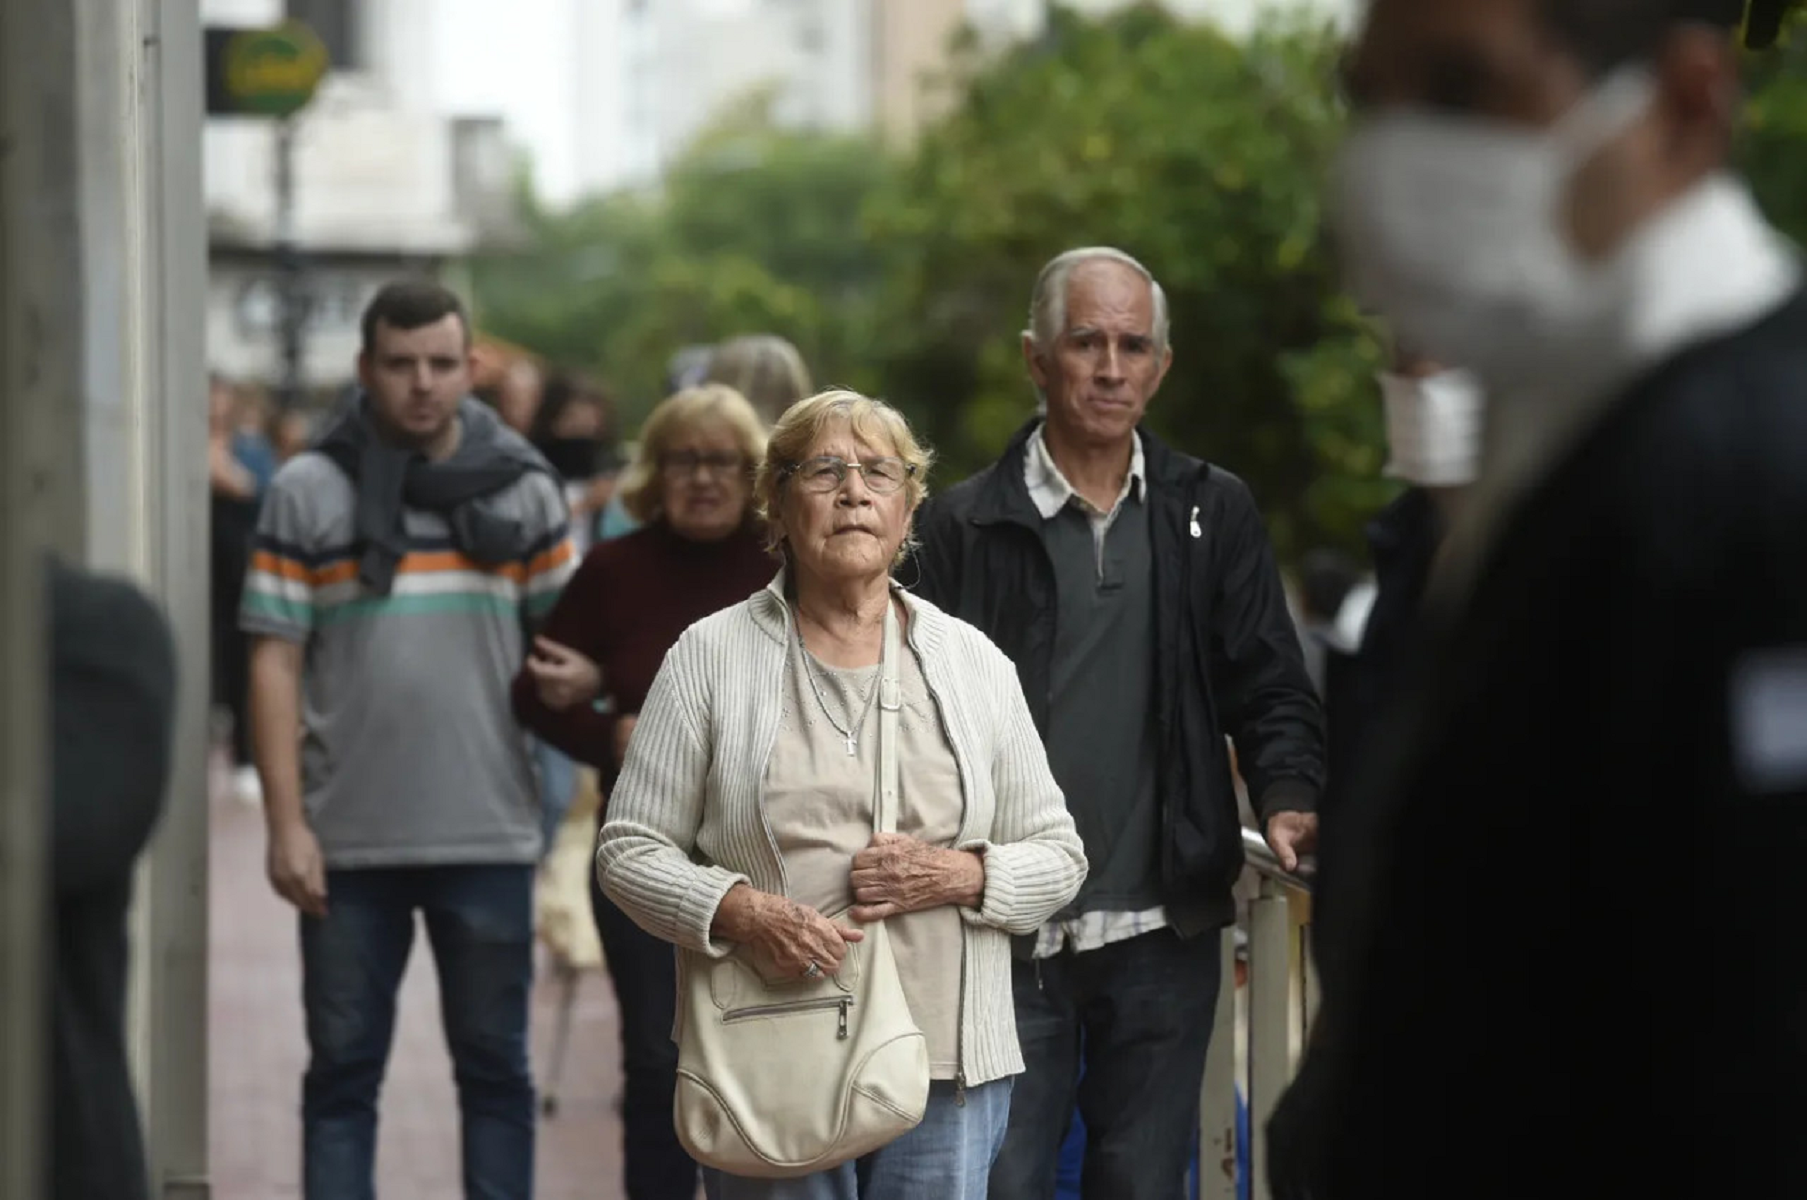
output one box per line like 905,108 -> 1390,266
803,960 -> 822,980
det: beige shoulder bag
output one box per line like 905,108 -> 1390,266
673,600 -> 929,1178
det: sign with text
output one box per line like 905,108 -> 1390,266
204,22 -> 329,118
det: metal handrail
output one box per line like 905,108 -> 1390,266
1240,826 -> 1312,892
1201,828 -> 1316,1200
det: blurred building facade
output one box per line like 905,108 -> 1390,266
199,0 -> 1366,388
605,0 -> 1359,190
203,0 -> 523,395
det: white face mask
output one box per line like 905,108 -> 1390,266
1378,369 -> 1484,488
1333,68 -> 1656,392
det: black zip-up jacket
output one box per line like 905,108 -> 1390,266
910,420 -> 1326,935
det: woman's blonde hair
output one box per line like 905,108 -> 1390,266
755,389 -> 935,563
617,384 -> 768,524
704,335 -> 813,424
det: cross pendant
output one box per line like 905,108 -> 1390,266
845,735 -> 858,756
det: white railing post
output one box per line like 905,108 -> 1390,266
1198,925 -> 1241,1200
1246,876 -> 1296,1200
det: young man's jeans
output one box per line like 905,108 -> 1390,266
989,927 -> 1221,1200
300,864 -> 536,1200
702,1078 -> 1012,1200
532,737 -> 577,854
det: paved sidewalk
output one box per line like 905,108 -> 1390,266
208,781 -> 630,1198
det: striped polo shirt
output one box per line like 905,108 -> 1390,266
240,451 -> 577,868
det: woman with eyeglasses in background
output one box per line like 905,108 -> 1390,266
513,382 -> 775,1200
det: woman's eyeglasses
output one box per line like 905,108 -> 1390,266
780,455 -> 916,496
660,451 -> 747,479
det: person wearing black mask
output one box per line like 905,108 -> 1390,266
530,372 -> 624,556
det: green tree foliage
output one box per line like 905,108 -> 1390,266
470,3 -> 1807,563
468,91 -> 892,426
869,4 -> 1384,557
1742,12 -> 1807,247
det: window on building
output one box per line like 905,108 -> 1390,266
286,0 -> 357,71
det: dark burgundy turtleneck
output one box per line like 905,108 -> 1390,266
512,519 -> 776,772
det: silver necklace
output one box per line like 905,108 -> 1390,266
795,616 -> 882,757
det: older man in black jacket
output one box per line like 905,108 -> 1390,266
1281,1 -> 1807,1196
913,246 -> 1325,1200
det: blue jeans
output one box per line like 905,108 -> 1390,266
299,865 -> 536,1200
703,1079 -> 1012,1200
532,737 -> 577,855
991,928 -> 1221,1200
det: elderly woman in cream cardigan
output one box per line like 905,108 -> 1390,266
598,390 -> 1086,1199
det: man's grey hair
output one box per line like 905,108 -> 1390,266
1024,246 -> 1171,354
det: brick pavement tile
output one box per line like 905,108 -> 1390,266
209,789 -> 630,1198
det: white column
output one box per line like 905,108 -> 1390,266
1,0 -> 207,1191
69,0 -> 211,1194
135,1 -> 213,1194
0,0 -> 86,1194
1246,879 -> 1295,1200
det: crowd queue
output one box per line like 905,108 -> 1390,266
191,3 -> 1807,1200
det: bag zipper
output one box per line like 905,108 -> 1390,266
723,995 -> 852,1040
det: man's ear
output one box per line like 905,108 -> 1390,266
1151,343 -> 1175,395
1022,334 -> 1051,393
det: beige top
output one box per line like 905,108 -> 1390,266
763,616 -> 965,1078
598,578 -> 1089,1087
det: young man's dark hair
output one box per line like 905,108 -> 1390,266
358,280 -> 469,357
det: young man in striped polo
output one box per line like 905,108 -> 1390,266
241,280 -> 576,1200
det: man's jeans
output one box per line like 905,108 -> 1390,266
703,1078 -> 1012,1200
989,928 -> 1221,1200
300,865 -> 536,1200
532,737 -> 577,855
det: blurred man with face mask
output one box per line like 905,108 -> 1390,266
1274,2 -> 1807,1197
1315,344 -> 1482,913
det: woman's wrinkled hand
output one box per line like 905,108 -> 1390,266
849,832 -> 984,922
713,884 -> 864,979
525,636 -> 603,712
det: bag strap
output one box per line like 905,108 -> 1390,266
875,595 -> 902,836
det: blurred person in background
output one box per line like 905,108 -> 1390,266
1317,345 -> 1482,811
47,559 -> 176,1200
592,335 -> 816,544
209,374 -> 276,806
1291,1 -> 1807,1194
514,383 -> 774,1200
596,389 -> 1086,1200
1268,343 -> 1483,1199
913,246 -> 1325,1200
242,280 -> 576,1200
494,357 -> 545,437
529,371 -> 626,555
521,371 -> 626,854
703,333 -> 814,425
1291,547 -> 1367,696
272,404 -> 319,463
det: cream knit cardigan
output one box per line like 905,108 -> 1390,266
596,575 -> 1087,1086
